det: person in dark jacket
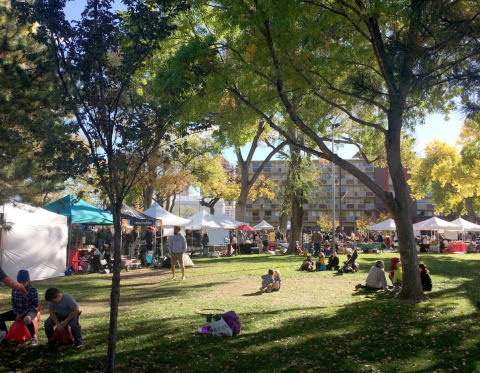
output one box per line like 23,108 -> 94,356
201,232 -> 209,257
326,251 -> 340,270
419,262 -> 432,291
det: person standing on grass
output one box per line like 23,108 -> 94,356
201,231 -> 209,257
170,226 -> 187,280
311,230 -> 322,257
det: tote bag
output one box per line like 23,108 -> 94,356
209,315 -> 233,337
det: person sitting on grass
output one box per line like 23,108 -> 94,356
266,270 -> 282,293
343,253 -> 359,273
315,252 -> 326,270
0,270 -> 39,345
300,255 -> 315,271
44,288 -> 83,349
388,257 -> 401,284
355,260 -> 389,292
325,251 -> 340,271
419,263 -> 432,291
392,261 -> 403,291
260,269 -> 275,292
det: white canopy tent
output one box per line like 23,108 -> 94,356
143,202 -> 192,228
447,218 -> 480,232
367,219 -> 397,231
412,217 -> 461,230
253,220 -> 274,230
185,210 -> 236,246
0,203 -> 68,281
218,214 -> 246,227
186,210 -> 237,230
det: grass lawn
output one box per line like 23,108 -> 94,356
0,252 -> 479,373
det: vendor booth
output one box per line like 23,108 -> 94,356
413,217 -> 461,253
120,203 -> 157,227
46,195 -> 113,271
185,210 -> 235,255
0,203 -> 68,280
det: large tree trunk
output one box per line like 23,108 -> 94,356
385,110 -> 426,302
105,202 -> 123,372
286,147 -> 303,254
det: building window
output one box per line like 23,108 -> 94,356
363,162 -> 371,167
265,211 -> 272,216
326,186 -> 333,192
252,211 -> 260,216
416,199 -> 425,204
416,211 -> 425,216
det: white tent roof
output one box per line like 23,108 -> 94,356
412,217 -> 461,230
186,210 -> 236,229
446,218 -> 480,232
219,214 -> 246,227
0,203 -> 68,281
253,220 -> 274,230
142,202 -> 192,227
368,219 -> 396,231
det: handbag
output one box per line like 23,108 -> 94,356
209,315 -> 233,337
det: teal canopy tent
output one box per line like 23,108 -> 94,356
45,195 -> 113,225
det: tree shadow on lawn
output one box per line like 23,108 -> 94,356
114,300 -> 480,373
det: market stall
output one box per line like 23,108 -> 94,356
186,210 -> 236,255
0,203 -> 68,280
412,217 -> 460,252
45,195 -> 113,270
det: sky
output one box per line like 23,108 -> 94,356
63,1 -> 465,167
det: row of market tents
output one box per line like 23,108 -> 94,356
0,197 -> 278,282
367,216 -> 480,232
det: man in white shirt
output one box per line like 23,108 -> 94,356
169,226 -> 187,280
355,260 -> 389,292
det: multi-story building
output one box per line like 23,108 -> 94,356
243,156 -> 435,233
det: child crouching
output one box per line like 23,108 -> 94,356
44,288 -> 83,348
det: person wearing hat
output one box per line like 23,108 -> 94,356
0,266 -> 27,296
169,226 -> 187,280
0,270 -> 39,345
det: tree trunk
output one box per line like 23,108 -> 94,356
143,185 -> 154,209
286,147 -> 303,254
385,111 -> 427,302
235,188 -> 249,222
465,197 -> 476,223
169,194 -> 176,213
279,212 -> 288,235
105,202 -> 123,373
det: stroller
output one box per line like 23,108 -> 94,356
339,249 -> 359,273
